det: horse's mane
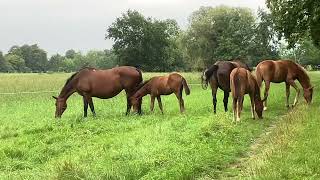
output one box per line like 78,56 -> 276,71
64,67 -> 95,86
59,67 -> 95,97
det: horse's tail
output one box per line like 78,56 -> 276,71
181,77 -> 190,95
135,67 -> 143,84
230,68 -> 240,98
201,65 -> 218,89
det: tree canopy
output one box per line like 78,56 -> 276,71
106,10 -> 183,71
267,0 -> 320,48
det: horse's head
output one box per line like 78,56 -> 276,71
130,96 -> 142,114
303,86 -> 314,104
254,99 -> 264,119
52,96 -> 67,118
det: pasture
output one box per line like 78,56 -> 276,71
0,72 -> 319,179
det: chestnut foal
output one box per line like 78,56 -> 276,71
131,73 -> 190,114
230,68 -> 264,122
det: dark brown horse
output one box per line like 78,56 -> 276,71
256,60 -> 313,110
52,66 -> 143,118
230,67 -> 264,122
130,73 -> 190,114
201,60 -> 252,113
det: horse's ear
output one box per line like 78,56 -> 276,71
52,96 -> 58,100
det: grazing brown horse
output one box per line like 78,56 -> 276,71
201,60 -> 252,113
130,73 -> 190,114
230,68 -> 264,122
52,66 -> 143,118
256,60 -> 313,110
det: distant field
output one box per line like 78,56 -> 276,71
0,72 -> 319,179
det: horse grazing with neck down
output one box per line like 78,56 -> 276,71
201,60 -> 252,113
230,67 -> 264,122
256,60 -> 313,110
53,66 -> 143,118
130,73 -> 190,114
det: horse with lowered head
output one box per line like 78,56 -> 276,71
52,66 -> 143,118
256,60 -> 313,110
201,60 -> 252,113
230,67 -> 265,122
130,73 -> 190,114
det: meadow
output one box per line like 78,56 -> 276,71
0,72 -> 319,179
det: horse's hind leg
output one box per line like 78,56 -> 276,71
285,82 -> 290,108
263,81 -> 270,110
175,89 -> 185,113
150,95 -> 155,112
223,91 -> 229,112
210,84 -> 218,114
237,96 -> 244,122
156,96 -> 164,114
232,98 -> 237,122
83,97 -> 88,117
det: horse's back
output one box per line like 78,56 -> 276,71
230,68 -> 248,97
76,66 -> 142,98
257,60 -> 299,83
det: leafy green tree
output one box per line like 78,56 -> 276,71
4,54 -> 28,72
267,0 -> 320,48
8,44 -> 48,72
106,10 -> 182,71
184,6 -> 256,66
49,54 -> 65,71
249,9 -> 280,65
0,51 -> 9,72
65,49 -> 76,59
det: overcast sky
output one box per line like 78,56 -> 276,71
0,0 -> 266,56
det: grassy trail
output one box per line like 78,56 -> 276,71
0,72 -> 318,179
218,72 -> 320,179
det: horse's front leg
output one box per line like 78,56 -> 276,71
288,80 -> 300,107
249,94 -> 255,119
83,97 -> 88,117
125,97 -> 132,115
156,96 -> 164,114
223,91 -> 229,112
87,96 -> 96,117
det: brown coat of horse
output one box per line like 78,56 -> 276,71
256,60 -> 313,110
230,68 -> 264,122
130,73 -> 190,114
53,66 -> 143,118
201,60 -> 252,113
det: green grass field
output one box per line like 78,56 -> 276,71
0,72 -> 319,179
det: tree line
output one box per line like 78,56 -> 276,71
1,4 -> 320,73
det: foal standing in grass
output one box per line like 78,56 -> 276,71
230,68 -> 264,122
130,73 -> 190,114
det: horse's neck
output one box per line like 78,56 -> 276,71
59,82 -> 76,100
297,69 -> 311,89
135,86 -> 150,98
252,77 -> 262,101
